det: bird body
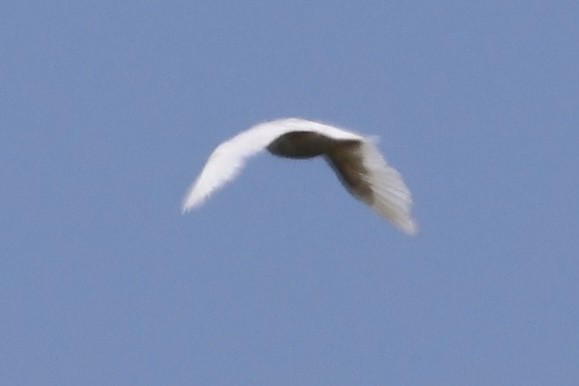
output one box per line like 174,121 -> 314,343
182,118 -> 417,234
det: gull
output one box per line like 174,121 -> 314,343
182,118 -> 417,234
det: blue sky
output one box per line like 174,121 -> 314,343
2,1 -> 578,385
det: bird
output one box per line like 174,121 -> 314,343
182,118 -> 417,234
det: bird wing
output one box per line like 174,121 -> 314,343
326,139 -> 417,234
182,118 -> 362,212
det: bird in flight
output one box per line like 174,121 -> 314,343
182,118 -> 417,234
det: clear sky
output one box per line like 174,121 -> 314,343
2,1 -> 578,385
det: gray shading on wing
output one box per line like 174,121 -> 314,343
325,138 -> 417,234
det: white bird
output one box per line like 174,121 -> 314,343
182,118 -> 417,234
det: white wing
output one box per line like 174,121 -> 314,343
181,118 -> 362,212
357,140 -> 417,234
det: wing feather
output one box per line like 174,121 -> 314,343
358,140 -> 417,234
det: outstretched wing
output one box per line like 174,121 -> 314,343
182,124 -> 284,211
326,139 -> 417,234
182,118 -> 360,212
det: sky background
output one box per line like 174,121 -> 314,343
2,1 -> 578,385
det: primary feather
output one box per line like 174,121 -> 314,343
182,118 -> 417,234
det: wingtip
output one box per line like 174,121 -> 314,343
402,221 -> 419,236
181,194 -> 204,214
181,199 -> 198,214
181,198 -> 194,215
181,188 -> 200,214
